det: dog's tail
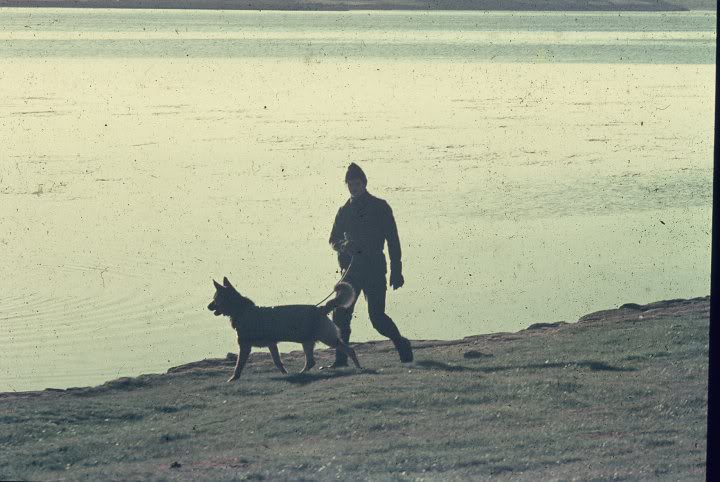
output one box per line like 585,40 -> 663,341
318,282 -> 356,316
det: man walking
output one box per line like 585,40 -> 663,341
326,162 -> 413,368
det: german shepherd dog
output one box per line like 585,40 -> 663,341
208,277 -> 362,382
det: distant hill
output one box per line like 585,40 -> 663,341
0,0 -> 715,11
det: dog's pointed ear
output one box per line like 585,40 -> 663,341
213,279 -> 223,290
223,277 -> 235,291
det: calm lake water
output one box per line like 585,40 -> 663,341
0,8 -> 715,391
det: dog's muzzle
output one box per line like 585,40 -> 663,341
207,302 -> 222,315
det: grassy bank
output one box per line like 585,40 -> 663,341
0,296 -> 709,481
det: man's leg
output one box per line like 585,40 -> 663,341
365,273 -> 413,363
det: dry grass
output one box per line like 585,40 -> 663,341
0,296 -> 708,481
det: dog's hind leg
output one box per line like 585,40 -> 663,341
268,343 -> 288,374
228,342 -> 251,382
316,316 -> 361,370
300,341 -> 316,373
334,340 -> 362,370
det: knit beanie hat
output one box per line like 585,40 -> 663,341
345,162 -> 367,184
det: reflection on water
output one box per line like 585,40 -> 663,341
0,9 -> 714,391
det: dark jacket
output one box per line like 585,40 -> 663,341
329,192 -> 401,275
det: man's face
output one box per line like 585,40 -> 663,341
346,178 -> 367,198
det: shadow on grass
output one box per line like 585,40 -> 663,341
415,359 -> 636,373
277,368 -> 380,385
416,360 -> 477,372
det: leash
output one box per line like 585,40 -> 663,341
315,256 -> 354,306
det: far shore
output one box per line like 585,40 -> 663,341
0,0 -> 715,11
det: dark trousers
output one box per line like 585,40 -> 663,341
332,269 -> 402,364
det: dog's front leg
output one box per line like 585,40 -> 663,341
268,343 -> 288,374
228,342 -> 251,382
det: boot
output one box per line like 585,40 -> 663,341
320,349 -> 348,370
393,337 -> 413,363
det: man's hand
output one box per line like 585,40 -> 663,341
389,271 -> 404,290
340,239 -> 357,254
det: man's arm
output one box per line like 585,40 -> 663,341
329,207 -> 345,252
383,202 -> 402,274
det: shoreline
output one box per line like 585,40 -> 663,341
0,295 -> 708,397
0,0 -> 715,11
